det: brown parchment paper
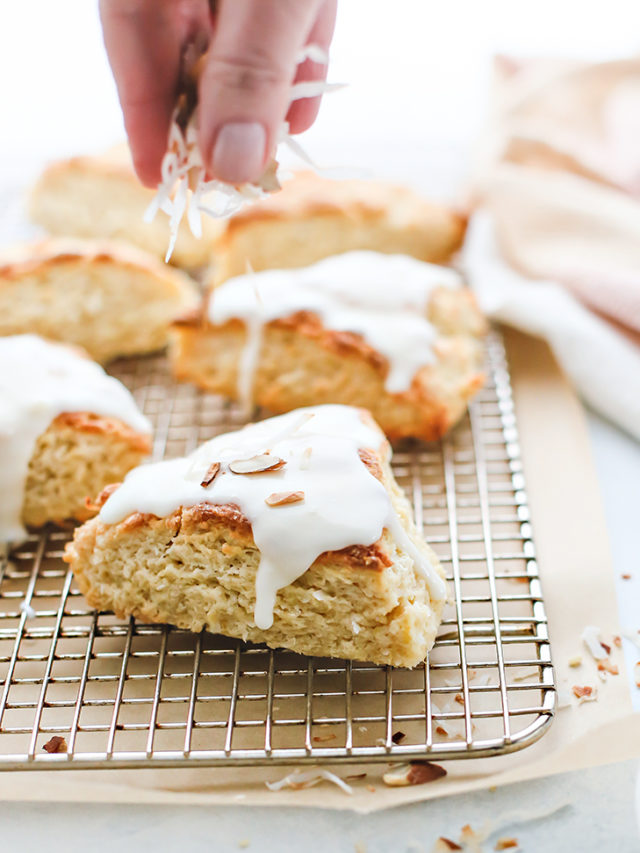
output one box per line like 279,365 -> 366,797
0,329 -> 636,812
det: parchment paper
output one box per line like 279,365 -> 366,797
0,329 -> 636,812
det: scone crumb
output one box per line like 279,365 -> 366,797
229,454 -> 286,474
568,655 -> 582,668
43,736 -> 67,754
265,490 -> 305,507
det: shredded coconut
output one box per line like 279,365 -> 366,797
581,625 -> 608,660
145,44 -> 340,261
265,768 -> 353,794
20,600 -> 36,619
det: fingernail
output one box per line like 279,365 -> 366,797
211,122 -> 266,184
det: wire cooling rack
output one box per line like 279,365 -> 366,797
0,331 -> 555,770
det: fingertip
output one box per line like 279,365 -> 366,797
286,97 -> 321,134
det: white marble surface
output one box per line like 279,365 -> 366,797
1,1 -> 640,848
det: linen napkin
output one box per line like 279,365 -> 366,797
465,56 -> 640,440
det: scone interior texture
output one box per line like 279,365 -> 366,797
211,170 -> 467,282
0,238 -> 199,362
65,405 -> 446,667
28,146 -> 223,269
172,251 -> 487,440
0,335 -> 152,544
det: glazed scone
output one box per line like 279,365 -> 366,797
211,171 -> 467,283
0,238 -> 199,362
172,252 -> 487,441
28,145 -> 223,269
0,335 -> 152,544
65,406 -> 446,667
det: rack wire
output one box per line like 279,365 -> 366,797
0,331 -> 555,770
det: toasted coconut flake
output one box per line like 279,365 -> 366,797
613,635 -> 622,648
581,626 -> 608,660
621,573 -> 632,580
43,736 -> 67,754
600,641 -> 612,655
572,684 -> 597,702
635,661 -> 640,688
454,693 -> 465,705
345,772 -> 367,781
265,490 -> 305,507
229,454 -> 286,475
382,761 -> 446,787
434,839 -> 463,851
266,768 -> 353,794
435,725 -> 449,737
300,446 -> 313,470
597,659 -> 619,675
495,839 -> 519,850
312,733 -> 336,743
200,461 -> 221,487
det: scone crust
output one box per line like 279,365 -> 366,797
171,286 -> 486,441
0,237 -> 199,362
28,149 -> 222,268
22,412 -> 151,528
212,172 -> 467,282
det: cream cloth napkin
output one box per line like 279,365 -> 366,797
465,56 -> 640,440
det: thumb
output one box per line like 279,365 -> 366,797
199,0 -> 323,184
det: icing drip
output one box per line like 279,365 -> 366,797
99,405 -> 446,629
0,335 -> 151,544
207,251 -> 463,405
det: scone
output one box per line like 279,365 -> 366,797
0,335 -> 152,544
28,145 -> 223,269
172,252 -> 486,441
0,238 -> 199,362
64,405 -> 446,667
211,171 -> 466,283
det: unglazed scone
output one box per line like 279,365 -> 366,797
28,145 -> 223,269
0,335 -> 152,543
172,252 -> 487,441
0,238 -> 198,362
65,405 -> 446,667
211,171 -> 467,283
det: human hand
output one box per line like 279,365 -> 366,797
99,0 -> 337,187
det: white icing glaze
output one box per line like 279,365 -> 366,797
207,251 -> 462,397
99,404 -> 446,629
0,335 -> 152,544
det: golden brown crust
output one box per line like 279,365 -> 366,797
219,171 -> 466,237
171,287 -> 486,441
52,412 -> 152,454
0,237 -> 193,289
210,172 -> 468,283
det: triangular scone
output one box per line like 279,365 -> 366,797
172,252 -> 486,440
0,238 -> 198,362
211,170 -> 467,283
29,146 -> 223,269
0,335 -> 152,544
65,405 -> 446,668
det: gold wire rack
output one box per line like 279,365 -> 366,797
0,331 -> 555,770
